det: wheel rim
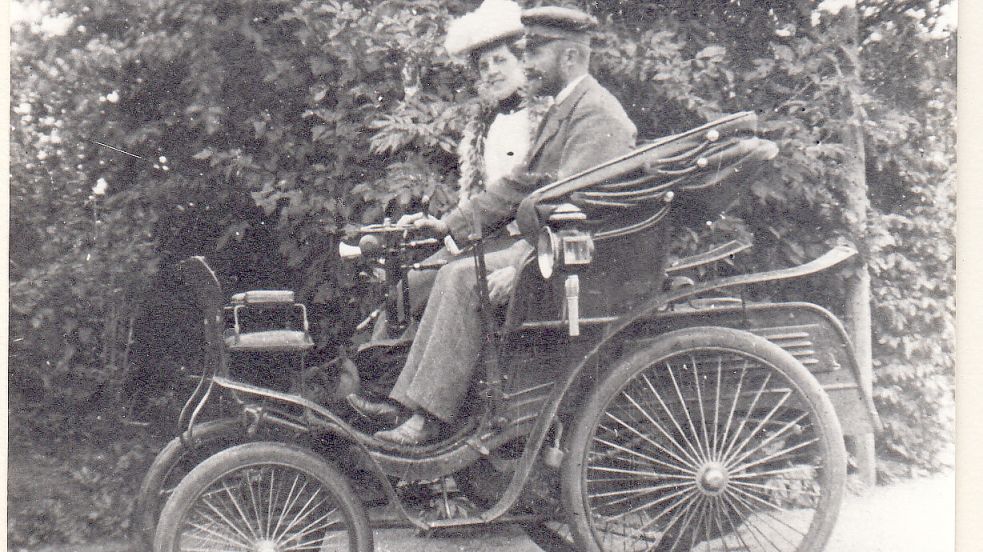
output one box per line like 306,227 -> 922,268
582,349 -> 835,552
176,462 -> 353,552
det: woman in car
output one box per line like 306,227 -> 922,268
349,0 -> 551,442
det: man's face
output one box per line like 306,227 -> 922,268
523,39 -> 563,98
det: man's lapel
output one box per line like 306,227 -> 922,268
526,76 -> 595,168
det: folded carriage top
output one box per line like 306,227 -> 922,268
516,111 -> 779,240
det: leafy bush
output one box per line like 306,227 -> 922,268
7,414 -> 159,550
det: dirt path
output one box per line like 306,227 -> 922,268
30,472 -> 954,552
826,472 -> 954,552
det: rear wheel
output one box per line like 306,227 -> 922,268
154,442 -> 373,552
562,327 -> 846,552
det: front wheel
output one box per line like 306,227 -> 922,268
562,327 -> 846,552
135,419 -> 251,548
154,442 -> 373,552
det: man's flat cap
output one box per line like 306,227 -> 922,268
521,6 -> 598,44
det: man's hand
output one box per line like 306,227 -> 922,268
397,212 -> 449,236
487,266 -> 517,305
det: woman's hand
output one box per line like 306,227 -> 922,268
487,266 -> 517,305
398,212 -> 449,236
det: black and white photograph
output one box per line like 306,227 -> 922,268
7,1 -> 958,551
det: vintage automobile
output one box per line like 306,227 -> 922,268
138,112 -> 880,552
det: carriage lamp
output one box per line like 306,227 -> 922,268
536,203 -> 595,336
536,203 -> 594,279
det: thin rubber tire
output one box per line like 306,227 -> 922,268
135,419 -> 250,548
562,326 -> 846,552
154,441 -> 373,552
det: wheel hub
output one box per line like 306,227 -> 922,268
255,539 -> 280,552
696,463 -> 729,496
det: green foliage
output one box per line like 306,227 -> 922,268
859,2 -> 957,473
7,414 -> 158,550
9,5 -> 955,543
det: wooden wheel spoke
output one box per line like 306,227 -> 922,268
244,469 -> 266,539
665,361 -> 709,464
275,488 -> 325,543
601,410 -> 699,473
718,495 -> 754,552
721,390 -> 794,469
725,411 -> 811,472
689,496 -> 712,551
272,474 -> 305,540
266,466 -> 278,538
590,480 -> 695,500
600,484 -> 697,522
710,497 -> 737,552
727,486 -> 810,539
722,491 -> 782,552
690,354 -> 715,461
281,530 -> 343,551
663,495 -> 707,552
185,515 -> 252,549
626,487 -> 701,537
587,463 -> 694,481
712,356 -> 724,461
730,464 -> 822,480
730,479 -> 822,498
198,495 -> 256,546
719,372 -> 774,464
717,363 -> 748,463
641,373 -> 707,466
220,480 -> 260,540
279,506 -> 340,547
589,481 -> 693,512
732,438 -> 820,475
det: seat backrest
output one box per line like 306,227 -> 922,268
173,256 -> 225,372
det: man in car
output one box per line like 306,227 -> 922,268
350,5 -> 637,444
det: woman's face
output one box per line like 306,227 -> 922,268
476,43 -> 526,102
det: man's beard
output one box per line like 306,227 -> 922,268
526,67 -> 563,99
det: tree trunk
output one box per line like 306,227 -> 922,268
835,3 -> 877,488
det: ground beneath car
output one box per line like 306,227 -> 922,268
26,471 -> 954,552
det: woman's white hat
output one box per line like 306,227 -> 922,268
444,0 -> 524,59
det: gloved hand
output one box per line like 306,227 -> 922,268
397,212 -> 449,236
487,266 -> 517,305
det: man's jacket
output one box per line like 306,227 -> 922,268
442,75 -> 637,243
